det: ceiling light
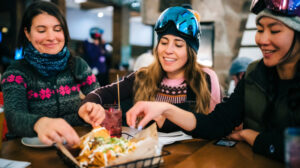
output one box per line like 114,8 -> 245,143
97,12 -> 104,18
2,27 -> 8,33
74,0 -> 87,3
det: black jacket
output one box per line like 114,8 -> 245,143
192,60 -> 300,161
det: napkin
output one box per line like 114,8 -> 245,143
0,158 -> 31,168
122,127 -> 192,146
158,131 -> 192,146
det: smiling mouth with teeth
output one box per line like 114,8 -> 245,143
263,50 -> 275,53
164,57 -> 176,62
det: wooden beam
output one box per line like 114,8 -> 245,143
112,5 -> 122,69
51,0 -> 66,16
80,1 -> 108,10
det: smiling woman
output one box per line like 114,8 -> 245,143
24,13 -> 65,55
1,1 -> 99,146
124,0 -> 300,162
78,6 -> 221,136
157,35 -> 188,79
255,17 -> 295,68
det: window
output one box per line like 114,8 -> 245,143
197,22 -> 215,67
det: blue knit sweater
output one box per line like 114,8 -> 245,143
1,56 -> 99,137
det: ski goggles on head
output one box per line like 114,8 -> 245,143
250,0 -> 300,16
154,6 -> 200,39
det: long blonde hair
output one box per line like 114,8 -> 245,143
133,43 -> 211,114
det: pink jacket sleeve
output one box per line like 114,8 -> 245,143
202,67 -> 221,113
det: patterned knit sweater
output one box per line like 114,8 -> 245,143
156,78 -> 187,104
82,69 -> 221,133
1,56 -> 99,137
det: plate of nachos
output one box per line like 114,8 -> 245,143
56,124 -> 164,168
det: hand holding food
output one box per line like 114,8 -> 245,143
78,102 -> 106,127
34,117 -> 80,146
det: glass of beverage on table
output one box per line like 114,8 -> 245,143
285,127 -> 300,168
101,104 -> 122,137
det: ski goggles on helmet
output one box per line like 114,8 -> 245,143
250,0 -> 300,16
90,27 -> 104,39
154,6 -> 200,40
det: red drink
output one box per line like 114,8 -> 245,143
101,105 -> 122,137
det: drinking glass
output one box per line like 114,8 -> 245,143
101,104 -> 122,137
285,127 -> 300,168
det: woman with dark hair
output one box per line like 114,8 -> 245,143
1,1 -> 100,146
127,0 -> 300,161
79,7 -> 221,134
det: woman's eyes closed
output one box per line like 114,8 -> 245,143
256,28 -> 280,34
54,26 -> 63,32
36,26 -> 62,33
270,30 -> 281,34
175,44 -> 183,48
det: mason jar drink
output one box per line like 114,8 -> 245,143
101,104 -> 122,137
285,127 -> 300,168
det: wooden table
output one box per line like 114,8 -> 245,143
0,127 -> 284,168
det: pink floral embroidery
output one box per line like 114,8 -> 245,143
27,84 -> 82,100
59,86 -> 66,96
2,74 -> 27,88
71,86 -> 77,91
34,93 -> 39,98
64,86 -> 71,95
28,90 -> 34,99
45,88 -> 52,99
39,89 -> 46,100
15,76 -> 23,84
77,84 -> 81,91
86,74 -> 96,85
7,75 -> 15,82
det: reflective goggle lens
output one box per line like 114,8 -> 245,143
155,6 -> 200,38
251,0 -> 300,16
265,0 -> 300,15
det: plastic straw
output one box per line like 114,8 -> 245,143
117,74 -> 120,110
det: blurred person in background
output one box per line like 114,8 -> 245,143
126,0 -> 300,161
83,27 -> 110,86
227,57 -> 253,95
1,1 -> 99,146
79,6 -> 221,133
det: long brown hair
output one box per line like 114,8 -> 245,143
133,42 -> 211,114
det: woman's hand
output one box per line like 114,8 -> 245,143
227,129 -> 259,146
126,101 -> 169,129
78,102 -> 105,127
126,101 -> 197,131
34,117 -> 80,146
